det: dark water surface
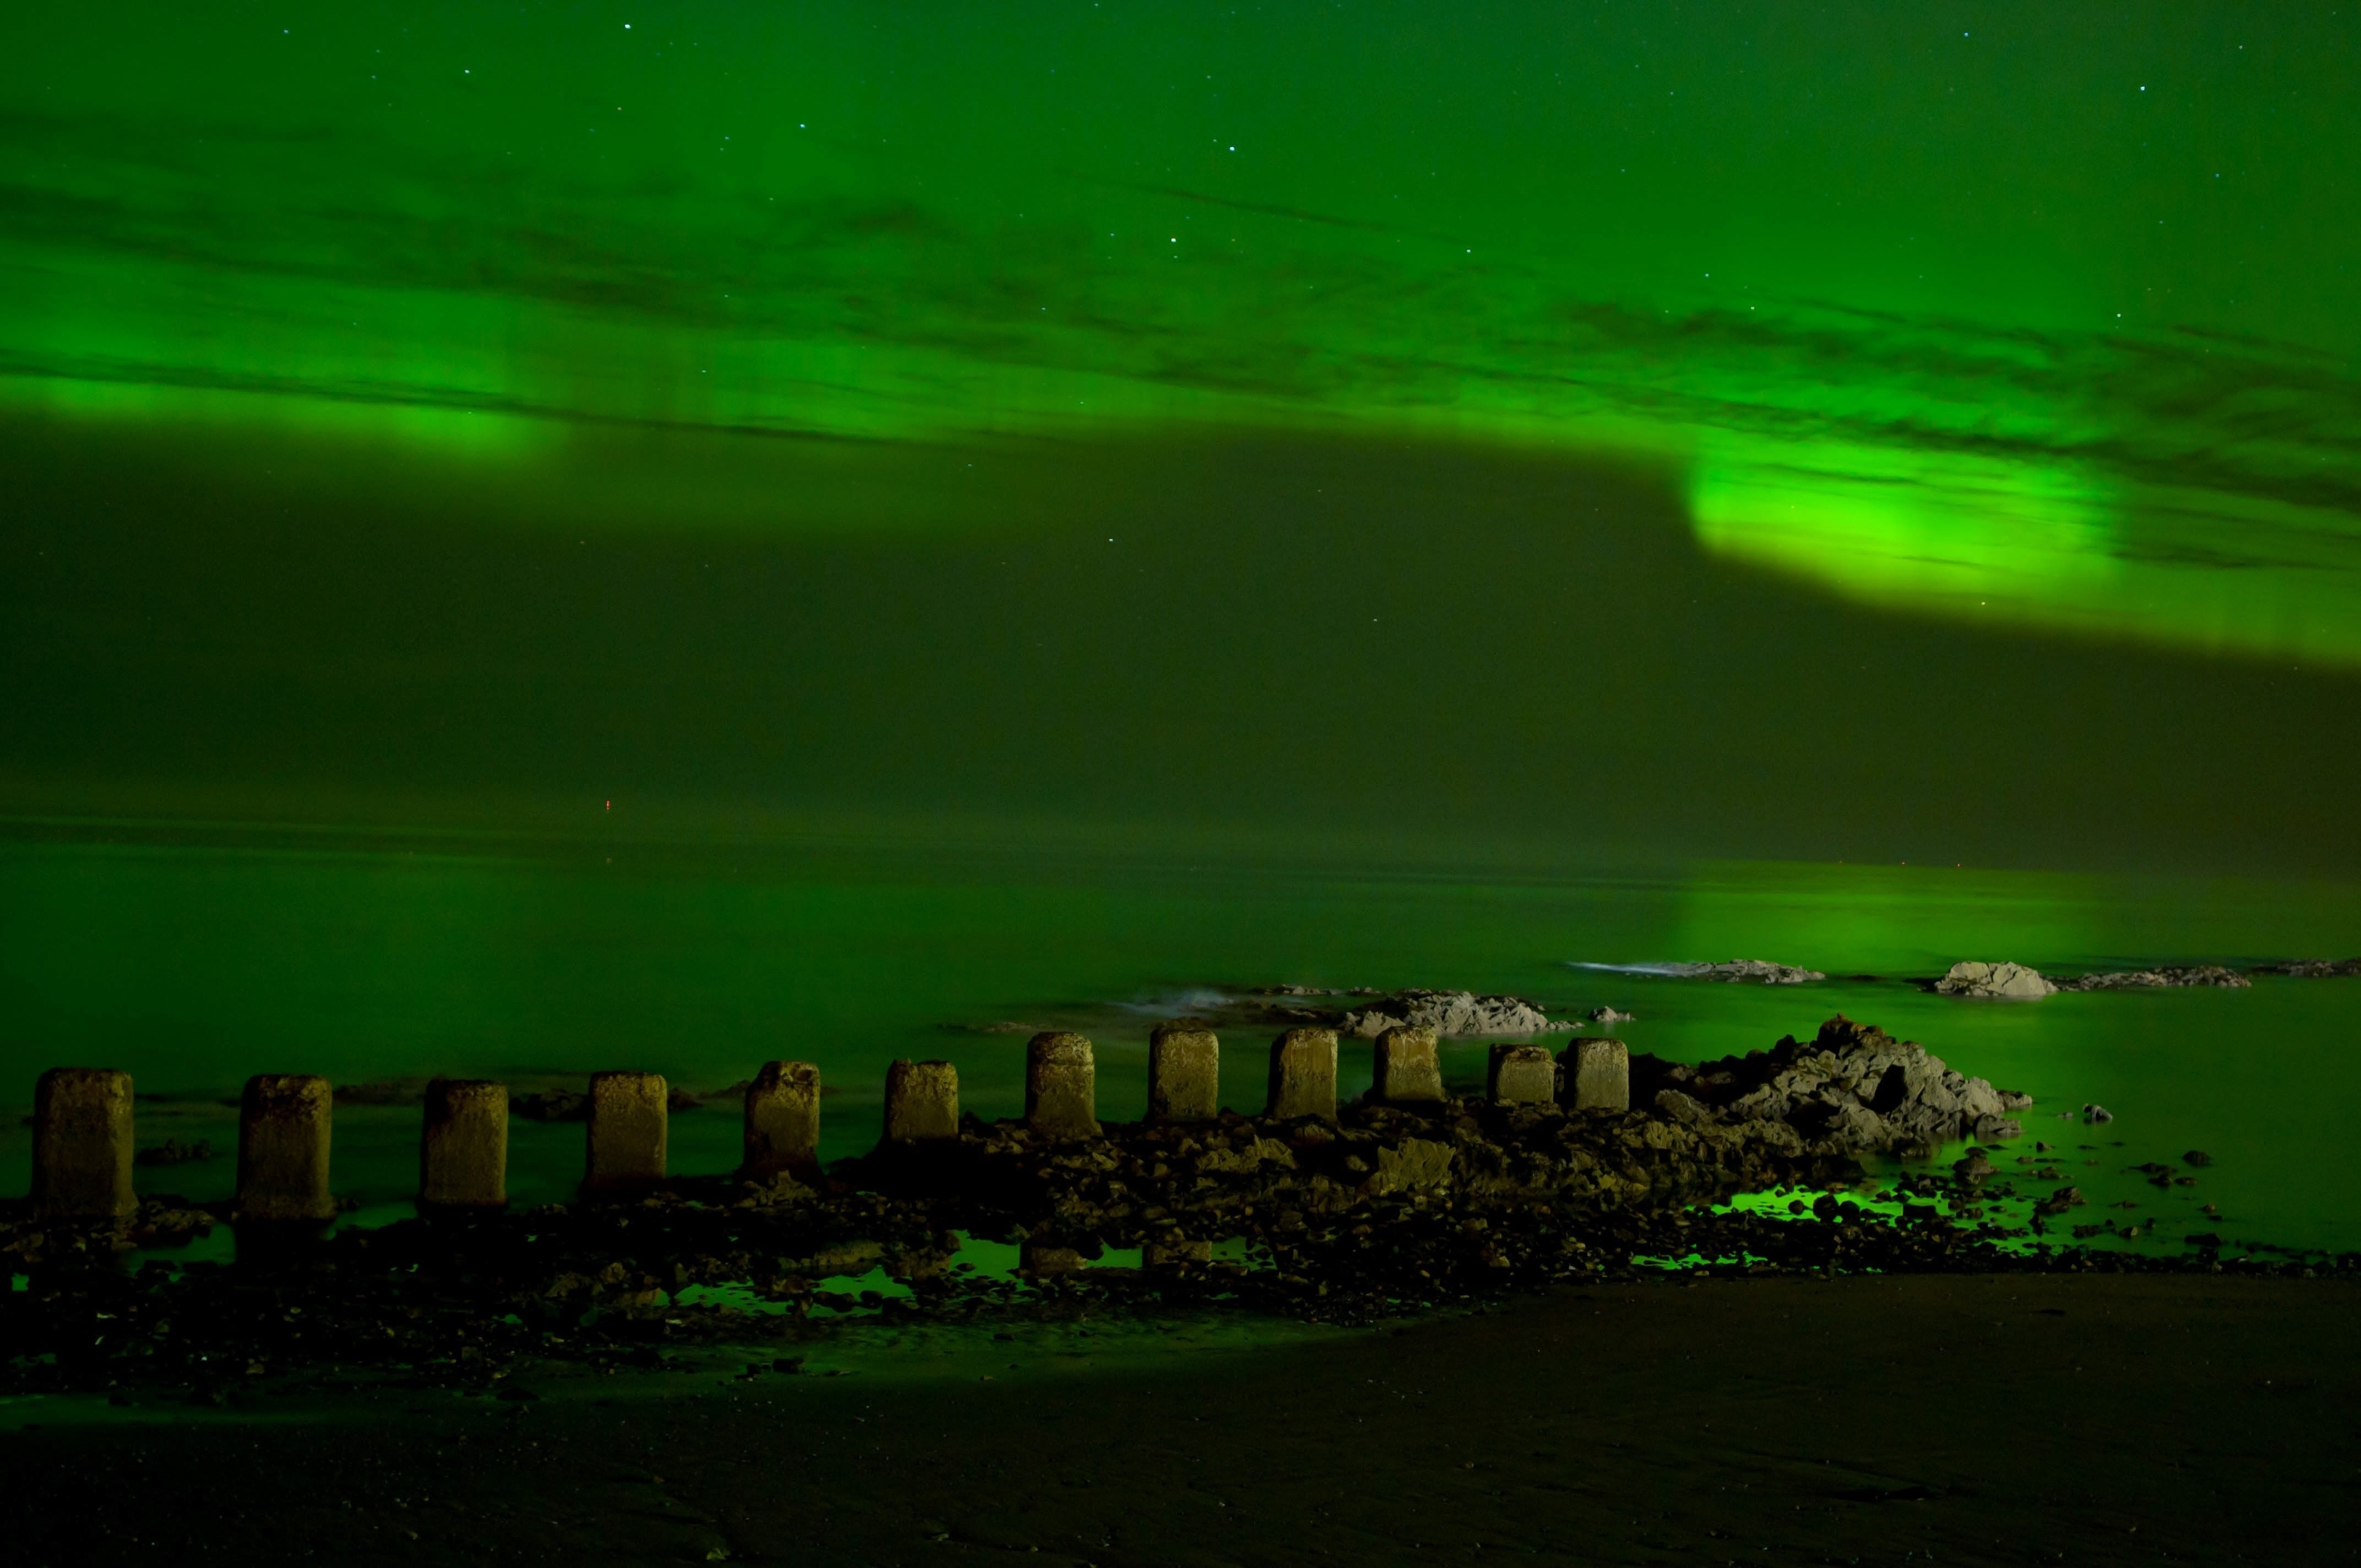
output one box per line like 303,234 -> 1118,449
5,828 -> 2355,1254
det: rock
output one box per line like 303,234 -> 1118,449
2082,1103 -> 2113,1124
1632,1016 -> 2020,1153
1932,962 -> 2057,1000
511,1090 -> 588,1123
2254,957 -> 2361,978
1655,1090 -> 1713,1125
1651,960 -> 1825,985
2182,1149 -> 2211,1167
1339,990 -> 1575,1040
333,1079 -> 424,1106
2054,965 -> 2250,991
1952,1150 -> 1996,1184
1588,1006 -> 1634,1024
1367,1138 -> 1453,1195
2035,1185 -> 2087,1215
133,1138 -> 214,1168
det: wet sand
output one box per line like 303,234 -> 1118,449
7,1273 -> 2355,1566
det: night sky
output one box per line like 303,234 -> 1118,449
5,3 -> 2358,872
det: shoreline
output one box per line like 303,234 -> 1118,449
4,1272 -> 2355,1565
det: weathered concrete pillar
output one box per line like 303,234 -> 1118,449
883,1059 -> 959,1143
584,1071 -> 667,1195
1265,1027 -> 1338,1120
1370,1025 -> 1445,1103
237,1074 -> 335,1222
1025,1032 -> 1099,1140
1488,1044 -> 1556,1106
743,1060 -> 822,1178
31,1068 -> 136,1220
1148,1022 -> 1220,1122
1562,1037 -> 1630,1112
419,1078 -> 507,1210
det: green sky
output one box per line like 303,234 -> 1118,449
4,3 -> 2359,870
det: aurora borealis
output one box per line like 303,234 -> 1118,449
5,3 -> 2360,869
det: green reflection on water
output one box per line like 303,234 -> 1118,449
1,836 -> 2356,1251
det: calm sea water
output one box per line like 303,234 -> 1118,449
4,830 -> 2356,1254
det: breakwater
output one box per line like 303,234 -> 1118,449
8,1016 -> 2342,1402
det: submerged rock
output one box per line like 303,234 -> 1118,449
1339,989 -> 1578,1040
1932,961 -> 2057,1000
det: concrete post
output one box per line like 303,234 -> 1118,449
1024,1032 -> 1099,1140
420,1078 -> 507,1210
1265,1027 -> 1338,1121
1488,1044 -> 1556,1106
237,1074 -> 335,1222
1562,1037 -> 1630,1112
31,1068 -> 136,1220
1148,1023 -> 1220,1122
743,1060 -> 822,1179
884,1059 -> 959,1143
584,1071 -> 668,1195
1370,1025 -> 1445,1104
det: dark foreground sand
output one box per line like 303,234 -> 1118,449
5,1274 -> 2355,1567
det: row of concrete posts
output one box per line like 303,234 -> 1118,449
23,1025 -> 1628,1222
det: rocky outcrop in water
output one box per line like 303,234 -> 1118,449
1657,960 -> 1826,984
1931,961 -> 2057,999
1634,1014 -> 2028,1151
2055,965 -> 2251,992
1338,989 -> 1578,1039
2255,957 -> 2361,978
